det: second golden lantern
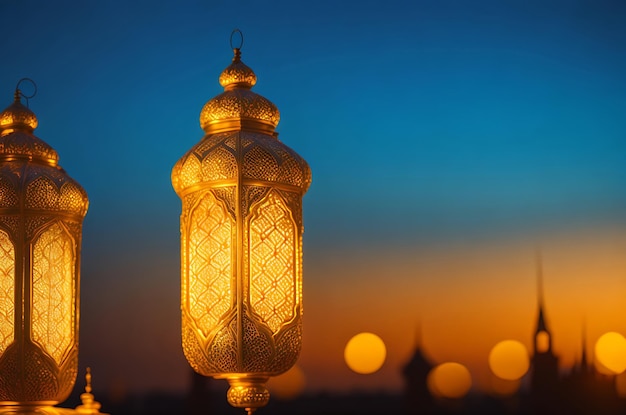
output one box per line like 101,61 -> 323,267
171,32 -> 311,414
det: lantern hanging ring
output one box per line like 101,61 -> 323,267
15,78 -> 37,107
230,28 -> 244,50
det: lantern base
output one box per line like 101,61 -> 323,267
217,375 -> 270,414
0,405 -> 107,415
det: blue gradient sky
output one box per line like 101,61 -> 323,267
1,0 -> 626,397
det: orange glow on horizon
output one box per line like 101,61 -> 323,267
427,363 -> 472,399
300,225 -> 626,394
268,365 -> 306,400
489,376 -> 521,397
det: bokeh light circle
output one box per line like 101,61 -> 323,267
344,332 -> 386,374
267,365 -> 306,400
427,362 -> 472,399
488,340 -> 530,380
595,332 -> 626,374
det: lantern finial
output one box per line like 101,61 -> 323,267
0,78 -> 39,134
199,34 -> 282,135
230,29 -> 244,62
219,30 -> 256,90
76,367 -> 108,414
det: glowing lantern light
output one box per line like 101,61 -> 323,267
488,340 -> 530,381
172,31 -> 311,414
344,332 -> 387,374
0,80 -> 88,412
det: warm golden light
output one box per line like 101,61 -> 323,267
489,376 -> 521,397
172,37 -> 310,414
488,340 -> 529,381
32,223 -> 75,365
344,332 -> 387,374
267,365 -> 306,400
0,82 -> 88,411
595,356 -> 619,375
535,330 -> 550,353
595,332 -> 626,374
0,230 -> 14,355
427,362 -> 472,399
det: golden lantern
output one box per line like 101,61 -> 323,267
0,80 -> 89,414
172,32 -> 311,414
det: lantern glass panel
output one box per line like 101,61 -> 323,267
249,191 -> 296,333
0,230 -> 14,354
32,222 -> 75,365
188,191 -> 234,335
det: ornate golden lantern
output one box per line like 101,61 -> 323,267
172,32 -> 311,414
0,80 -> 89,414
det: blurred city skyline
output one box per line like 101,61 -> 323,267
0,0 -> 625,400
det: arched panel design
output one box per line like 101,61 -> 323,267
187,191 -> 233,337
0,229 -> 14,354
32,223 -> 74,365
249,191 -> 296,333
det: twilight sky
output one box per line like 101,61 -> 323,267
1,0 -> 626,399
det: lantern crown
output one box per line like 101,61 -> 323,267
199,48 -> 280,135
0,90 -> 38,133
0,90 -> 60,166
219,49 -> 258,89
0,87 -> 87,217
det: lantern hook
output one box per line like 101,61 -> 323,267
230,29 -> 244,50
15,78 -> 37,108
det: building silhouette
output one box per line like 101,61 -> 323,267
402,325 -> 434,414
527,255 -> 560,414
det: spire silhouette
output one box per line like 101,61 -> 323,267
534,250 -> 549,336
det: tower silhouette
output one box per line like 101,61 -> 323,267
528,252 -> 560,414
402,324 -> 434,414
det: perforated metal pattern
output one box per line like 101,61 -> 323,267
0,131 -> 58,164
200,89 -> 279,130
187,192 -> 233,337
24,170 -> 88,216
0,100 -> 38,131
32,223 -> 75,365
0,229 -> 14,354
0,174 -> 18,208
219,60 -> 257,88
249,192 -> 296,333
269,322 -> 302,373
208,318 -> 238,372
172,132 -> 311,198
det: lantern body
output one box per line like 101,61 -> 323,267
0,93 -> 88,407
172,49 -> 310,411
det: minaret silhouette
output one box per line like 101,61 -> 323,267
533,252 -> 553,354
529,251 -> 560,414
579,321 -> 590,375
402,322 -> 434,414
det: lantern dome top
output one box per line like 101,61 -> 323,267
199,48 -> 280,135
0,83 -> 88,218
0,90 -> 38,133
219,49 -> 258,89
0,91 -> 59,166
